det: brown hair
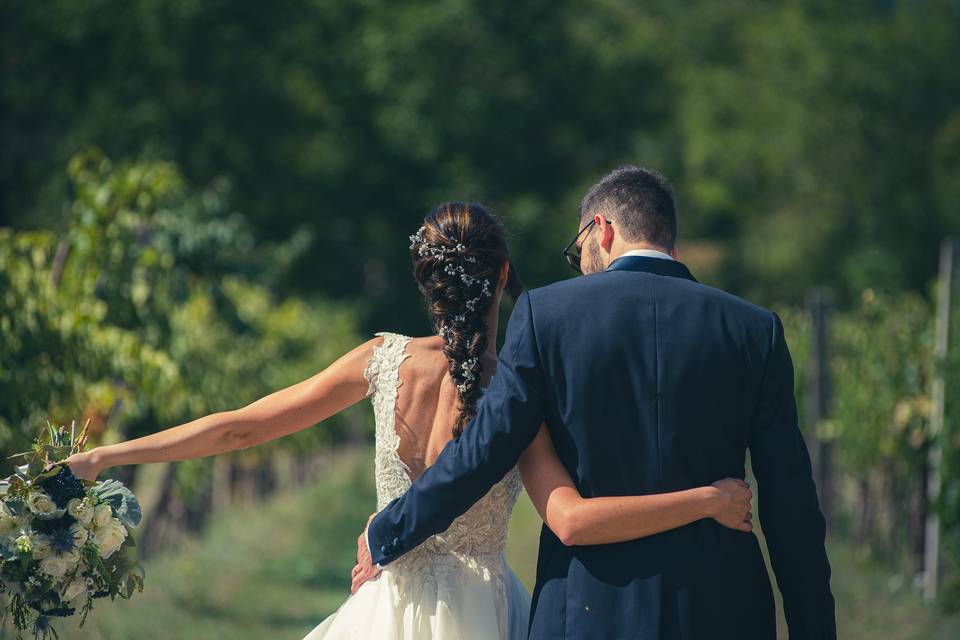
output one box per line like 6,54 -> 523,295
410,201 -> 523,437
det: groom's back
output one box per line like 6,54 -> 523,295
526,259 -> 782,639
531,266 -> 770,497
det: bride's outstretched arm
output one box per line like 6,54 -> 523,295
66,338 -> 380,479
517,424 -> 753,546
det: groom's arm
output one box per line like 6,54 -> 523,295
366,291 -> 546,567
749,312 -> 836,639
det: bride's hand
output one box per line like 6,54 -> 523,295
707,478 -> 753,532
61,449 -> 103,482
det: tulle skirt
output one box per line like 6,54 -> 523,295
302,552 -> 531,640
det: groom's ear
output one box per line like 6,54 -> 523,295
597,215 -> 616,253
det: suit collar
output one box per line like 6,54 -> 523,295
604,255 -> 698,283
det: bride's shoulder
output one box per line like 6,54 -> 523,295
363,333 -> 445,367
401,335 -> 447,367
368,331 -> 440,346
378,334 -> 448,379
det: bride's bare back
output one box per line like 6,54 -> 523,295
388,334 -> 498,481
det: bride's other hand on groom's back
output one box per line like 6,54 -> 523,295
708,478 -> 753,532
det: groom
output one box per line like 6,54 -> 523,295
356,166 -> 836,639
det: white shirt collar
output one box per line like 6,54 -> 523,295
618,248 -> 674,261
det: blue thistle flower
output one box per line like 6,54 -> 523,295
49,527 -> 76,553
32,614 -> 52,633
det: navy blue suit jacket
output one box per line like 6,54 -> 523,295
368,255 -> 836,639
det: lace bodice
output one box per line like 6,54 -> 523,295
364,332 -> 523,565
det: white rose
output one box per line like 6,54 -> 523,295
26,491 -> 57,517
61,577 -> 87,601
60,547 -> 82,566
39,555 -> 68,578
69,522 -> 89,547
92,518 -> 127,559
67,498 -> 95,527
0,509 -> 17,534
92,503 -> 113,528
30,533 -> 54,559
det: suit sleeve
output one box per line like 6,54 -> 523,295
749,312 -> 836,639
367,291 -> 546,566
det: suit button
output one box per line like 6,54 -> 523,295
380,545 -> 388,554
392,537 -> 400,546
584,606 -> 591,612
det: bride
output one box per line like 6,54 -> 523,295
63,201 -> 753,639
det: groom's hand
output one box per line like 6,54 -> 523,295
350,512 -> 382,594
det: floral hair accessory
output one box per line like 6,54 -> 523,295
456,357 -> 480,393
411,225 -> 494,339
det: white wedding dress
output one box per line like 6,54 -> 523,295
303,332 -> 532,639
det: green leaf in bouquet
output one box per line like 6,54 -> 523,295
34,464 -> 64,483
121,565 -> 145,599
27,457 -> 46,478
123,530 -> 137,547
3,496 -> 26,515
90,479 -> 142,527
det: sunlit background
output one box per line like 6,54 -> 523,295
2,1 -> 960,638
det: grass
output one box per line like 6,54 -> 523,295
826,543 -> 960,640
7,447 -> 958,639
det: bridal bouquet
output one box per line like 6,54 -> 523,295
0,421 -> 145,639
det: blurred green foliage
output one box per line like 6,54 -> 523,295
830,291 -> 933,477
0,150 -> 367,477
3,0 -> 959,330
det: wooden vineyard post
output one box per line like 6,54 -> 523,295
924,238 -> 959,602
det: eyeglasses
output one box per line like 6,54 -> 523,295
562,218 -> 611,273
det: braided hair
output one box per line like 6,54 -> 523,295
409,202 -> 523,438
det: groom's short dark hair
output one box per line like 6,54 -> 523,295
578,165 -> 677,250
